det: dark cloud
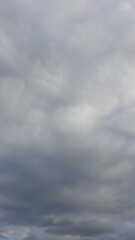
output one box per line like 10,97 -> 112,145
46,218 -> 115,236
0,234 -> 8,240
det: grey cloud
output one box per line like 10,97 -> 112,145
0,235 -> 7,240
46,218 -> 114,236
0,149 -> 89,225
1,0 -> 135,240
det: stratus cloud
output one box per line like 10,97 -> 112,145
1,0 -> 135,240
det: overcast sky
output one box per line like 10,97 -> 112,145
1,0 -> 135,239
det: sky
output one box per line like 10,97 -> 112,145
1,0 -> 135,239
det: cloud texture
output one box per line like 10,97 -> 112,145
1,0 -> 135,239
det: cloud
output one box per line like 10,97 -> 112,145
45,218 -> 115,236
0,234 -> 8,240
1,0 -> 135,240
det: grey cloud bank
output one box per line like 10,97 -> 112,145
0,0 -> 135,239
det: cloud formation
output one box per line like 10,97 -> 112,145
1,0 -> 135,239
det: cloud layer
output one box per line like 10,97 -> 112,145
1,0 -> 135,239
